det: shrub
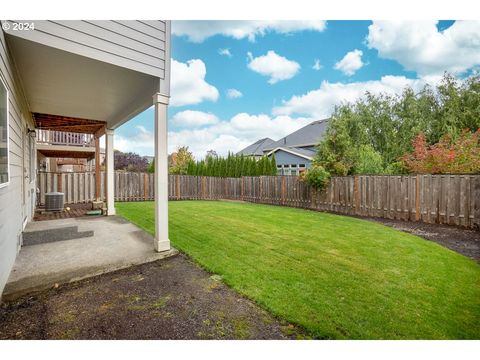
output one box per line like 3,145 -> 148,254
351,145 -> 385,175
302,165 -> 331,190
401,129 -> 480,174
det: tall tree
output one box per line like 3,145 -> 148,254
169,146 -> 195,175
113,150 -> 149,172
270,154 -> 277,175
314,73 -> 480,175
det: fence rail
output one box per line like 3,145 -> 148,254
37,172 -> 480,229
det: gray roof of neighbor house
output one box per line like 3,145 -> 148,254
263,119 -> 329,151
237,137 -> 276,156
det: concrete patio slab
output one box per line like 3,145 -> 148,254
2,216 -> 177,301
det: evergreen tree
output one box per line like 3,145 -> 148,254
262,156 -> 269,175
270,154 -> 277,175
226,152 -> 233,177
242,156 -> 249,176
249,157 -> 256,176
238,155 -> 244,177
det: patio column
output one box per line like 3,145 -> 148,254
105,128 -> 115,216
95,136 -> 101,201
153,93 -> 170,252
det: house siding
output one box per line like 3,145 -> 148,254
0,28 -> 34,296
2,20 -> 166,78
268,149 -> 312,168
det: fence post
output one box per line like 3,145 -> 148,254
241,177 -> 244,201
281,176 -> 286,205
144,173 -> 148,200
415,174 -> 421,221
354,176 -> 360,214
259,176 -> 263,202
176,175 -> 181,200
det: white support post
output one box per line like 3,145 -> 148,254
153,93 -> 170,252
105,129 -> 115,215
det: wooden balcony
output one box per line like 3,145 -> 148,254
37,129 -> 95,147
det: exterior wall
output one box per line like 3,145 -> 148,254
2,20 -> 166,78
0,29 -> 34,295
269,150 -> 311,167
268,150 -> 311,175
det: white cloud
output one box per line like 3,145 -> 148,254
218,48 -> 232,57
366,20 -> 480,76
170,59 -> 219,107
168,113 -> 313,158
226,88 -> 243,99
273,75 -> 436,118
334,49 -> 364,76
172,20 -> 327,43
312,59 -> 322,71
171,110 -> 219,128
247,50 -> 300,84
114,111 -> 313,159
114,125 -> 155,156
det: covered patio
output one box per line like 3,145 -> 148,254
2,216 -> 177,301
4,21 -> 172,253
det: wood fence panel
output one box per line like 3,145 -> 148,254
36,172 -> 480,229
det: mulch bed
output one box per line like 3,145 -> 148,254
0,254 -> 305,340
363,217 -> 480,261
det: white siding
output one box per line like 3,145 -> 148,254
2,20 -> 166,78
0,28 -> 33,296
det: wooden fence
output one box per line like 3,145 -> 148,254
37,172 -> 480,229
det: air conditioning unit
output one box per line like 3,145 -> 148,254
45,192 -> 64,212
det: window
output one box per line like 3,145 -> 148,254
0,77 -> 8,187
299,164 -> 306,168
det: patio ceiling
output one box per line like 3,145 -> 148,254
33,113 -> 105,135
5,35 -> 160,129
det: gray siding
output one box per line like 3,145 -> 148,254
0,29 -> 34,296
2,20 -> 166,78
268,150 -> 312,168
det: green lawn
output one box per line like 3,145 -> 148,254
116,200 -> 480,339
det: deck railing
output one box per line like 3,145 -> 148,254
36,129 -> 95,147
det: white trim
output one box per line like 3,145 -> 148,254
0,74 -> 10,188
153,93 -> 170,252
153,93 -> 169,105
28,130 -> 36,184
265,147 -> 313,161
105,129 -> 115,215
263,143 -> 316,152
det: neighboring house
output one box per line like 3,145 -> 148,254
263,119 -> 329,175
0,20 -> 172,297
236,137 -> 275,160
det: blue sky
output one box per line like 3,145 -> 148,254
114,20 -> 479,158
